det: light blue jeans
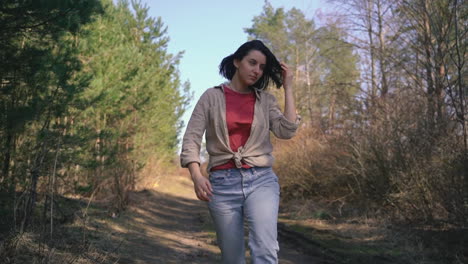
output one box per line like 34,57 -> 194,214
208,167 -> 280,264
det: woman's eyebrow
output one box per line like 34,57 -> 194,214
249,58 -> 265,65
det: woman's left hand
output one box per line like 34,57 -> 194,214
281,62 -> 293,90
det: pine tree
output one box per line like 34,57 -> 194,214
245,1 -> 359,131
69,0 -> 189,209
0,0 -> 101,231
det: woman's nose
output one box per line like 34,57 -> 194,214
253,66 -> 260,74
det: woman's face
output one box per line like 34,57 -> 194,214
234,49 -> 266,86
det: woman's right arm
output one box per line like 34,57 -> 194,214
188,162 -> 212,201
180,91 -> 213,201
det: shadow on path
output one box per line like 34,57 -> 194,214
105,174 -> 321,263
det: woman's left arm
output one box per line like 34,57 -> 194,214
268,63 -> 300,139
281,62 -> 297,122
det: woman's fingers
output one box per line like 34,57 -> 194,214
197,192 -> 209,201
196,189 -> 209,201
205,181 -> 213,196
194,182 -> 212,201
280,62 -> 291,76
280,62 -> 293,89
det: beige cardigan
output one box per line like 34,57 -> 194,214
180,84 -> 299,172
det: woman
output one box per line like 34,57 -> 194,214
180,40 -> 299,264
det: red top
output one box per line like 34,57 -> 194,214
211,85 -> 256,171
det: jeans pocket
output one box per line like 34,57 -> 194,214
209,170 -> 228,185
254,167 -> 273,178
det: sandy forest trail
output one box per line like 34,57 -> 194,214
112,171 -> 320,264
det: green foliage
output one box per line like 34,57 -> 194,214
0,0 -> 102,190
0,0 -> 189,230
74,0 -> 187,161
245,1 -> 289,61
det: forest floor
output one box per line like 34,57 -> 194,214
86,171 -> 321,264
1,170 -> 466,263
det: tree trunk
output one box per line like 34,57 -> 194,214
305,42 -> 313,127
454,0 -> 468,220
377,0 -> 388,97
20,151 -> 43,232
328,93 -> 337,131
2,130 -> 12,187
422,0 -> 436,129
367,0 -> 377,105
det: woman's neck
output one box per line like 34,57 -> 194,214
230,75 -> 250,93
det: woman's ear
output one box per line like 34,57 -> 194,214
233,59 -> 239,69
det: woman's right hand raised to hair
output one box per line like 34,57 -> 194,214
188,162 -> 213,201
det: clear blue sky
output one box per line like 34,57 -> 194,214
145,0 -> 327,141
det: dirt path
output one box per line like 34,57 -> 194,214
111,172 -> 320,264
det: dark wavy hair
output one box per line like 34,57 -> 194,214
219,40 -> 282,90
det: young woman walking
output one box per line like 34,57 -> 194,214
180,39 -> 300,264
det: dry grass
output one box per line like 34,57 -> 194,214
273,120 -> 466,223
279,198 -> 467,264
0,194 -> 123,264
